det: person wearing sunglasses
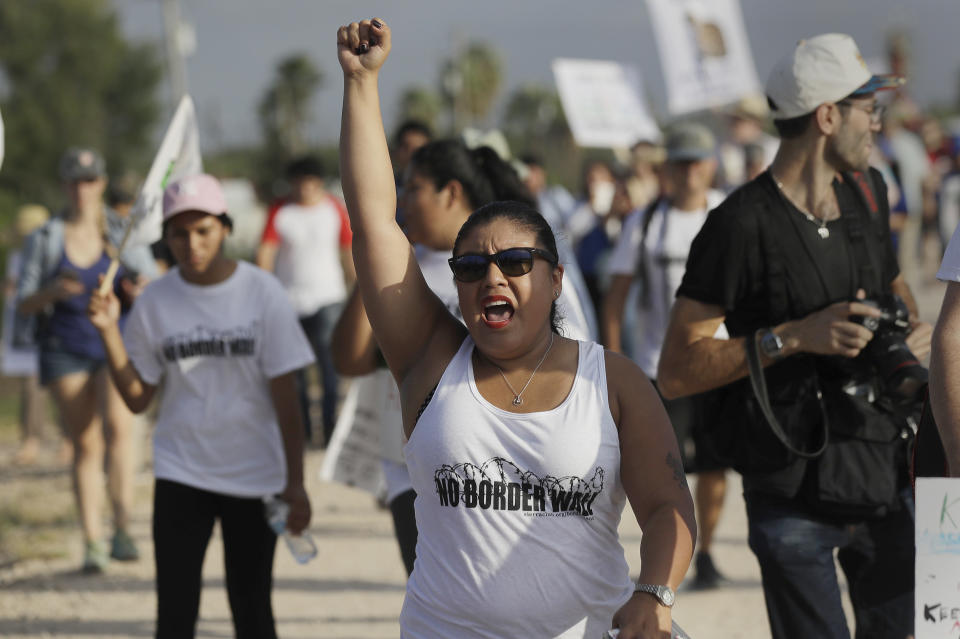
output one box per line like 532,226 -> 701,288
338,18 -> 695,639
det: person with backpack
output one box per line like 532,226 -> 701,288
657,34 -> 932,638
602,122 -> 729,590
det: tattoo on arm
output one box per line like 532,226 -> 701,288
666,452 -> 688,490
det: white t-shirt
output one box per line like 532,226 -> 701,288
262,196 -> 352,316
608,190 -> 726,378
938,215 -> 960,282
124,262 -> 315,497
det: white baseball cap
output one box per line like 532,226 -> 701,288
765,33 -> 904,120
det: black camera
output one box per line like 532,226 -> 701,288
851,293 -> 928,405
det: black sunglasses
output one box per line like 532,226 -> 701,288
448,247 -> 558,283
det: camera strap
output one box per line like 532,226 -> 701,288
745,331 -> 830,459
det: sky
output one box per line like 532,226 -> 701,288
112,0 -> 960,151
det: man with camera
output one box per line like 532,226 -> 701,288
657,34 -> 932,639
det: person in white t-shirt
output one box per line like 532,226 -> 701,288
89,174 -> 315,639
257,155 -> 355,446
603,121 -> 730,591
930,224 -> 960,476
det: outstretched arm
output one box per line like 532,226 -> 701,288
337,18 -> 462,386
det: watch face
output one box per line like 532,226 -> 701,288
660,587 -> 675,606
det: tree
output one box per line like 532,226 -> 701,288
0,0 -> 162,211
258,54 -> 322,159
440,43 -> 502,132
396,86 -> 443,133
501,84 -> 570,153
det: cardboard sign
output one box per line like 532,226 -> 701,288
916,478 -> 960,637
645,0 -> 761,115
552,58 -> 661,149
318,373 -> 389,496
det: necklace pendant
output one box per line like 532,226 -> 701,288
512,396 -> 523,406
818,226 -> 830,239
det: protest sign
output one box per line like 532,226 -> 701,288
916,478 -> 960,637
552,58 -> 660,148
645,0 -> 761,115
318,372 -> 391,496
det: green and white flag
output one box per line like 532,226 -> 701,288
127,95 -> 203,247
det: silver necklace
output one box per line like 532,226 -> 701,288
488,332 -> 555,406
774,178 -> 830,239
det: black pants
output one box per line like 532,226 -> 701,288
153,479 -> 278,639
389,489 -> 418,576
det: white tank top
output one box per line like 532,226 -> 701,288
400,337 -> 633,638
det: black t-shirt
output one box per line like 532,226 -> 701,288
676,169 -> 900,498
678,170 -> 899,336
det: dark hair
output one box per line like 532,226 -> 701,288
453,201 -> 563,334
518,152 -> 544,168
162,212 -> 234,237
285,155 -> 326,180
409,140 -> 535,210
394,119 -> 432,146
767,96 -> 816,139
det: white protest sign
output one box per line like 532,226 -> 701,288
126,95 -> 203,248
552,58 -> 661,148
916,478 -> 960,637
319,373 -> 388,496
645,0 -> 761,115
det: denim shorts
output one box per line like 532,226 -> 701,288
39,344 -> 104,386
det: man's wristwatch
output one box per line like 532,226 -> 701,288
633,582 -> 675,607
758,328 -> 785,360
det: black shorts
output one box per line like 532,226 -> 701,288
653,381 -> 727,474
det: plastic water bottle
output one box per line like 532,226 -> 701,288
263,496 -> 317,564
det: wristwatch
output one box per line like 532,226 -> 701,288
758,328 -> 785,360
633,582 -> 675,607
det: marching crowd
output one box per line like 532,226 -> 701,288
5,16 -> 960,639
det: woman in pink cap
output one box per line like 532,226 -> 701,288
88,173 -> 315,639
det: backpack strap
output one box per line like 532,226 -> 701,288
841,170 -> 887,295
635,196 -> 665,309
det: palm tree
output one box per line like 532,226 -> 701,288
440,42 -> 502,132
258,54 -> 322,157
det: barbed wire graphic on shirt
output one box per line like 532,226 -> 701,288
432,457 -> 605,516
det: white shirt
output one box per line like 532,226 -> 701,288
401,337 -> 632,638
938,211 -> 960,282
124,262 -> 315,497
608,190 -> 726,378
263,197 -> 351,316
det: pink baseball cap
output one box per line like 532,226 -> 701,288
162,174 -> 228,222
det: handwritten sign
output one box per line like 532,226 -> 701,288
552,58 -> 661,149
916,478 -> 960,637
644,0 -> 761,115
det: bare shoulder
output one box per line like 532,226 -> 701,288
602,348 -> 658,429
